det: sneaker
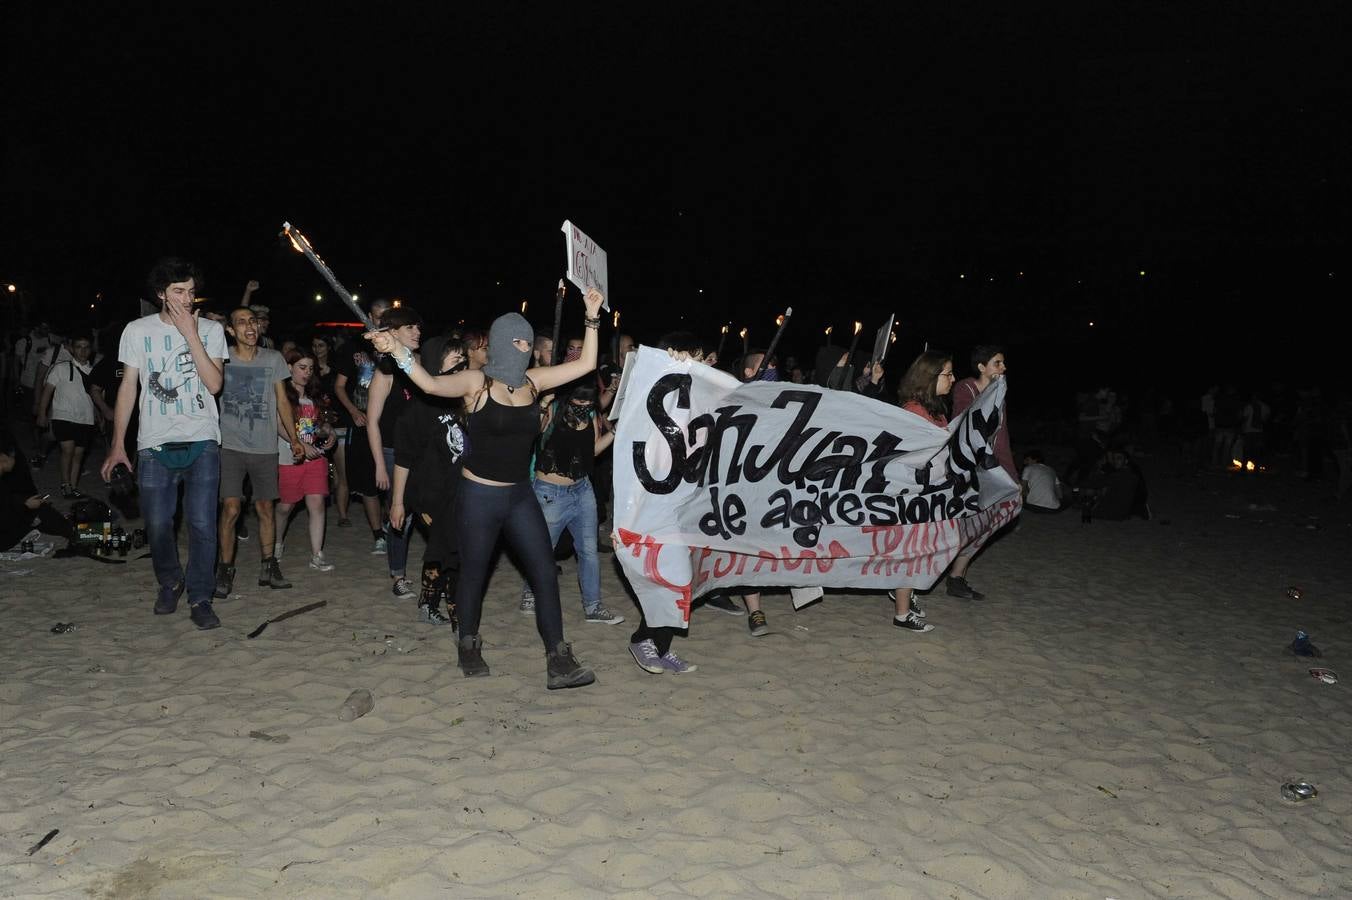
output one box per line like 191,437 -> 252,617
457,634 -> 490,677
418,602 -> 454,626
213,564 -> 236,600
946,576 -> 986,601
546,641 -> 596,690
236,516 -> 249,541
371,536 -> 387,554
747,609 -> 770,636
887,590 -> 926,619
309,553 -> 335,572
629,639 -> 666,674
259,557 -> 292,589
154,580 -> 184,615
702,594 -> 743,616
659,649 -> 697,674
584,605 -> 625,625
519,589 -> 536,615
894,611 -> 934,633
391,577 -> 414,598
189,600 -> 221,630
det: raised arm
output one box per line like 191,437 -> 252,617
366,331 -> 483,399
526,287 -> 605,393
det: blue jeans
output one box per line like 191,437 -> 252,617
138,443 -> 220,605
382,447 -> 411,578
530,478 -> 601,613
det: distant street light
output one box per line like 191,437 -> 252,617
5,284 -> 15,293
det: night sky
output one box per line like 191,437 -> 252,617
4,4 -> 1346,399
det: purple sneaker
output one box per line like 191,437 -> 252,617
659,649 -> 697,674
629,639 -> 665,674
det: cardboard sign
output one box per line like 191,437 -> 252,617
871,314 -> 895,365
561,220 -> 610,310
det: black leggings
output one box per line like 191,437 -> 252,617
454,478 -> 564,649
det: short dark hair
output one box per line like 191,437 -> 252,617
147,257 -> 202,298
381,306 -> 422,330
227,306 -> 256,326
656,330 -> 704,355
970,344 -> 1004,372
1024,449 -> 1045,463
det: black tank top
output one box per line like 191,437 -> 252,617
464,377 -> 538,482
536,420 -> 594,480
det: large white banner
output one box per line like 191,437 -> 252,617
613,347 -> 1021,628
561,220 -> 610,310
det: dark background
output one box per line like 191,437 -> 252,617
4,4 -> 1346,410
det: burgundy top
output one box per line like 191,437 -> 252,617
951,377 -> 1016,479
902,400 -> 948,428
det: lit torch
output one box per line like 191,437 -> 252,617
845,320 -> 863,365
279,222 -> 371,328
739,326 -> 749,358
714,324 -> 729,361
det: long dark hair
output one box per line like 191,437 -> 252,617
897,350 -> 952,420
283,348 -> 336,424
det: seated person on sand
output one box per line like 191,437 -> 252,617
1020,450 -> 1065,512
0,428 -> 73,551
1084,448 -> 1150,521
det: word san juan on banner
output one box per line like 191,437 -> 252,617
632,373 -> 1006,550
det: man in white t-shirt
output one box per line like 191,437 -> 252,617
101,258 -> 227,630
1020,450 -> 1065,512
13,322 -> 56,465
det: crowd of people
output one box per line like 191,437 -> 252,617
11,256 -> 1345,688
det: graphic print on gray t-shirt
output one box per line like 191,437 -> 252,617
220,348 -> 288,454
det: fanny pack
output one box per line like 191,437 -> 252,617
150,440 -> 211,470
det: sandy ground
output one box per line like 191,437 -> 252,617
2,449 -> 1351,899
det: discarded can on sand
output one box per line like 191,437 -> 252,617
1286,586 -> 1303,600
1280,781 -> 1317,802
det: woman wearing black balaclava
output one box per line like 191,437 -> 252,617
367,288 -> 606,690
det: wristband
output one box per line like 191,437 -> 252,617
395,348 -> 415,373
584,315 -> 601,327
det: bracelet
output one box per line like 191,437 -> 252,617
394,348 -> 415,373
584,315 -> 601,328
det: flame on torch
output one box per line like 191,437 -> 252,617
521,300 -> 528,314
853,320 -> 862,335
721,324 -> 729,334
613,310 -> 621,328
739,327 -> 748,340
825,325 -> 833,337
775,314 -> 785,327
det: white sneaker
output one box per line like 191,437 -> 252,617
309,553 -> 334,572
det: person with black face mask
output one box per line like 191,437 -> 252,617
389,335 -> 471,627
521,381 -> 621,626
367,288 -> 606,691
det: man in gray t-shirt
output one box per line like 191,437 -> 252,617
214,307 -> 299,598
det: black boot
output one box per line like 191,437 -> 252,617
546,641 -> 596,690
457,634 -> 489,677
213,563 -> 236,600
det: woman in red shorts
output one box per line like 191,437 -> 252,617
275,348 -> 338,572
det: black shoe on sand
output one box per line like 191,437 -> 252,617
546,641 -> 595,690
946,576 -> 985,601
458,634 -> 490,677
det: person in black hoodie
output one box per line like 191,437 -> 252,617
389,335 -> 470,626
